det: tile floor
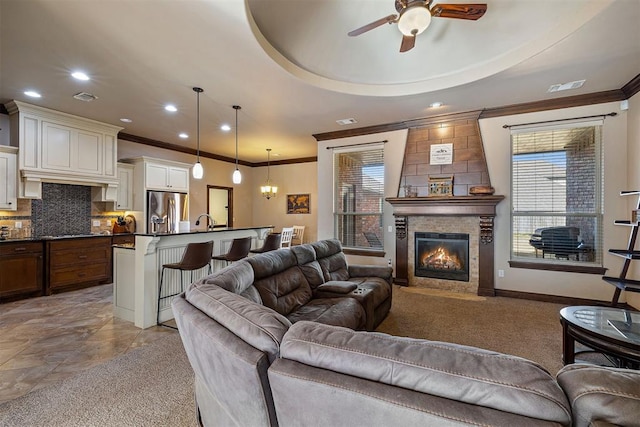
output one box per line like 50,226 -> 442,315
0,284 -> 176,404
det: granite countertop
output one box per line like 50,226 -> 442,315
137,225 -> 274,237
0,233 -> 116,243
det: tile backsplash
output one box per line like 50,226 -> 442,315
32,183 -> 92,237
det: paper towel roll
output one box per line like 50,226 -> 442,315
179,221 -> 190,232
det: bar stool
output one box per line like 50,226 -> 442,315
212,236 -> 252,265
157,241 -> 214,329
250,233 -> 281,254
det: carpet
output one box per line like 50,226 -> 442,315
0,333 -> 196,427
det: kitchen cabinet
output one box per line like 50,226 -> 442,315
115,163 -> 134,210
145,162 -> 189,191
0,241 -> 44,302
46,237 -> 112,294
0,146 -> 18,211
112,234 -> 135,246
5,100 -> 122,200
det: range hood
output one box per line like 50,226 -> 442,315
6,101 -> 123,200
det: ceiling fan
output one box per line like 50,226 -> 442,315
348,0 -> 487,53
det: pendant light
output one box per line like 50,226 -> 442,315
192,87 -> 204,179
232,105 -> 242,184
260,148 -> 278,199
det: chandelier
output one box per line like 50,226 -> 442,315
260,148 -> 278,199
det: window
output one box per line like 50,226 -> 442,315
333,145 -> 384,250
511,122 -> 603,268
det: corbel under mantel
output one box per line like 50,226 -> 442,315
386,195 -> 505,296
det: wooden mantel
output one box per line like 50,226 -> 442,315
386,195 -> 505,296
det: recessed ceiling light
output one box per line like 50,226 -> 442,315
73,92 -> 98,102
164,104 -> 177,112
120,118 -> 132,123
179,133 -> 188,139
24,90 -> 41,98
336,118 -> 357,125
71,71 -> 90,81
220,124 -> 231,132
430,102 -> 443,108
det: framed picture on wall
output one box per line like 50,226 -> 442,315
287,194 -> 310,214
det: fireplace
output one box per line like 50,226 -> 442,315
415,232 -> 469,282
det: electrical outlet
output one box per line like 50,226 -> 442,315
388,225 -> 393,233
105,220 -> 111,226
498,269 -> 505,278
14,221 -> 22,229
92,220 -> 100,227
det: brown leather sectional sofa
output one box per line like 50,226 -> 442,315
172,239 -> 640,427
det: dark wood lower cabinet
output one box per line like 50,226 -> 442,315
46,236 -> 112,294
0,241 -> 44,302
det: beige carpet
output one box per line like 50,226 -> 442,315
377,286 -> 567,375
0,286 -> 571,426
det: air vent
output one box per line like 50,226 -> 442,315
548,80 -> 586,93
336,118 -> 357,125
73,92 -> 98,102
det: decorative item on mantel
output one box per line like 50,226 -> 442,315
428,175 -> 453,197
469,186 -> 495,196
403,184 -> 418,198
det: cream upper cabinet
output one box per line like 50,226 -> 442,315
115,163 -> 134,211
5,100 -> 122,199
0,146 -> 18,211
144,162 -> 189,192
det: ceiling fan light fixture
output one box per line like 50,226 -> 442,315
397,5 -> 432,36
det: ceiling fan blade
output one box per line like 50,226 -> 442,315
430,3 -> 487,20
348,14 -> 398,37
399,34 -> 416,53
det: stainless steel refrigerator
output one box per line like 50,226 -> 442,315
147,191 -> 189,234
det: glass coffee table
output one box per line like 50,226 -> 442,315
560,306 -> 640,368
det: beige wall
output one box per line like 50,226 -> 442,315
625,93 -> 640,309
251,162 -> 318,243
480,101 -> 630,303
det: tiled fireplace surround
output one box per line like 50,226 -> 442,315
388,111 -> 504,296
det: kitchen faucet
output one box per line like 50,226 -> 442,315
195,213 -> 216,230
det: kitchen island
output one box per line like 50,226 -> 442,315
112,226 -> 273,329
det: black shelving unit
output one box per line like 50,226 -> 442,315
602,191 -> 640,305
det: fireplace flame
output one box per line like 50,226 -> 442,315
421,246 -> 462,271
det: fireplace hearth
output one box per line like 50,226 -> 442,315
415,232 -> 469,281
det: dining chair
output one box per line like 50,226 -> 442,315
280,227 -> 294,248
292,225 -> 305,246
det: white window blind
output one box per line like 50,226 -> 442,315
511,122 -> 603,265
333,146 -> 384,250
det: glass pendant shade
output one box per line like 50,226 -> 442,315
192,161 -> 204,179
232,168 -> 242,184
193,87 -> 204,180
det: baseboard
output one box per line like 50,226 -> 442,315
494,289 -> 635,310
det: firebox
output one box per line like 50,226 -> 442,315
415,232 -> 469,282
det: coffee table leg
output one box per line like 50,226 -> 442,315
562,321 -> 575,365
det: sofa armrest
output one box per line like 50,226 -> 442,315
317,281 -> 357,294
556,364 -> 640,427
279,321 -> 571,425
348,264 -> 392,281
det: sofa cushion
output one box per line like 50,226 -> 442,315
185,282 -> 291,362
556,364 -> 640,427
248,250 -> 314,316
291,244 -> 325,288
311,239 -> 350,282
286,298 -> 365,330
194,259 -> 261,303
280,321 -> 572,425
